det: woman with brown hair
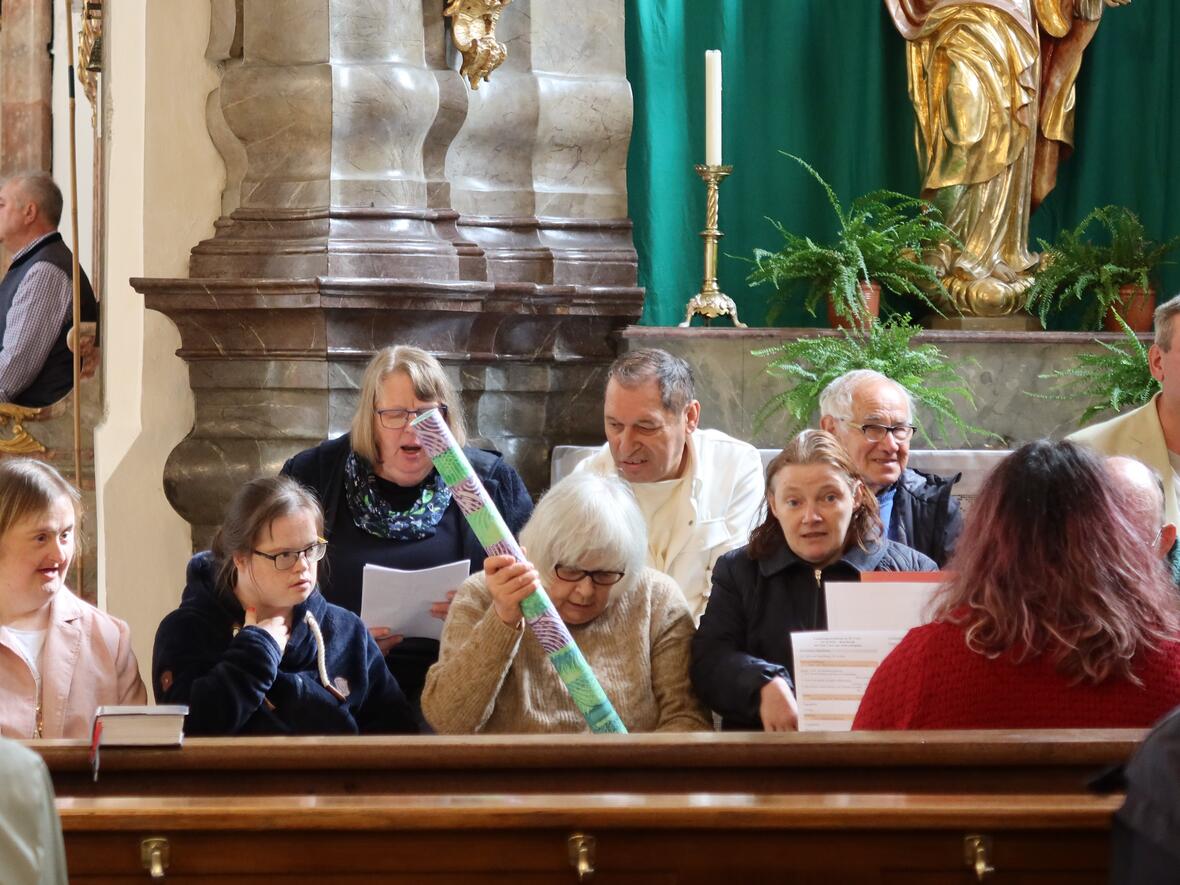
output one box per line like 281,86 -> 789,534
691,430 -> 936,731
153,475 -> 416,735
855,439 -> 1180,730
281,345 -> 532,708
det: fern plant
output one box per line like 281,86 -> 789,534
745,152 -> 958,326
1026,205 -> 1180,329
1033,313 -> 1159,425
752,314 -> 988,445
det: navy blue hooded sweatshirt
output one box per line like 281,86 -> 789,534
153,552 -> 417,736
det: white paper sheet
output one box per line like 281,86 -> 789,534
825,580 -> 941,631
360,560 -> 471,641
791,630 -> 907,732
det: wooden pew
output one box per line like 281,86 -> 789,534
59,791 -> 1121,883
36,729 -> 1138,798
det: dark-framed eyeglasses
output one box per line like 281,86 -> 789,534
554,564 -> 626,586
374,404 -> 448,430
252,539 -> 328,571
840,419 -> 916,443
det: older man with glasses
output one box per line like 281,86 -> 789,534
818,369 -> 962,566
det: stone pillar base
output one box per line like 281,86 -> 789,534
136,275 -> 642,546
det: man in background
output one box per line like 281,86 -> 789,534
0,172 -> 97,406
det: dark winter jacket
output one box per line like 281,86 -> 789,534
152,552 -> 417,736
1108,705 -> 1180,883
690,538 -> 937,730
887,467 -> 962,567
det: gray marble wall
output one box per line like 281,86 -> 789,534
620,328 -> 1143,450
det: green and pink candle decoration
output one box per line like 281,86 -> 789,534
411,408 -> 627,734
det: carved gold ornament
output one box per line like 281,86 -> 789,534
0,402 -> 47,456
444,0 -> 511,90
78,0 -> 103,116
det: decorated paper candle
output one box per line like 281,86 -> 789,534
411,408 -> 628,733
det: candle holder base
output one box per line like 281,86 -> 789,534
679,289 -> 747,328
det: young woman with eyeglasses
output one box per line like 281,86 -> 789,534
280,345 -> 532,711
152,475 -> 416,735
421,472 -> 710,734
691,430 -> 937,732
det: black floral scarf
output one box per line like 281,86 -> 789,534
343,451 -> 452,540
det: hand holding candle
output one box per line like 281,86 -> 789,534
410,408 -> 628,734
705,49 -> 722,165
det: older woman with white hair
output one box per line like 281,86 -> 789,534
421,472 -> 710,734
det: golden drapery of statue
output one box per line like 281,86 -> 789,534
885,0 -> 1126,317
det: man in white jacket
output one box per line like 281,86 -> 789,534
575,349 -> 764,622
1070,294 -> 1180,526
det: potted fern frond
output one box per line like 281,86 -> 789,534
746,153 -> 958,328
751,314 -> 988,445
1026,205 -> 1180,332
1033,314 -> 1159,425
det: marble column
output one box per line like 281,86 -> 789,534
446,0 -> 636,287
137,0 -> 642,543
192,0 -> 482,280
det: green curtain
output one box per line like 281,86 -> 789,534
625,1 -> 1180,329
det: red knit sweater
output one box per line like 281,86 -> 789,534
853,621 -> 1180,730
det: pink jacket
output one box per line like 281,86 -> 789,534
0,589 -> 147,739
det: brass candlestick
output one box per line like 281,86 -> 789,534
679,163 -> 746,328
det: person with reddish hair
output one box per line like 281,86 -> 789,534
855,439 -> 1180,731
691,430 -> 936,732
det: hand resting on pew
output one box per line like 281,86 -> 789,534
760,677 -> 799,732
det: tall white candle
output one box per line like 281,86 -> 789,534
705,50 -> 722,165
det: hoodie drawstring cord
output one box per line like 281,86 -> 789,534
303,610 -> 347,701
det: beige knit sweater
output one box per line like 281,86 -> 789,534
421,567 -> 711,734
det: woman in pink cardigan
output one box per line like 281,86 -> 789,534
0,458 -> 145,738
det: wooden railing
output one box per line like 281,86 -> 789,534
33,731 -> 1134,882
59,791 -> 1120,882
36,729 -> 1140,797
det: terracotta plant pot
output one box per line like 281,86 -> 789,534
1103,284 -> 1156,333
828,281 -> 881,329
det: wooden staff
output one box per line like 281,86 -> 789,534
63,0 -> 85,597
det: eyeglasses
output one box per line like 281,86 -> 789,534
253,539 -> 328,571
374,404 -> 448,430
840,419 -> 916,443
554,564 -> 626,586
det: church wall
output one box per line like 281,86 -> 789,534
95,0 -> 221,684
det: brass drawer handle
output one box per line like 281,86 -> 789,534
964,834 -> 994,881
568,832 -> 596,882
140,837 -> 170,880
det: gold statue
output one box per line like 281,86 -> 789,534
885,0 -> 1129,317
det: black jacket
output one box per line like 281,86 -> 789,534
152,552 -> 417,736
1109,706 -> 1180,883
888,467 -> 963,567
691,539 -> 937,730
